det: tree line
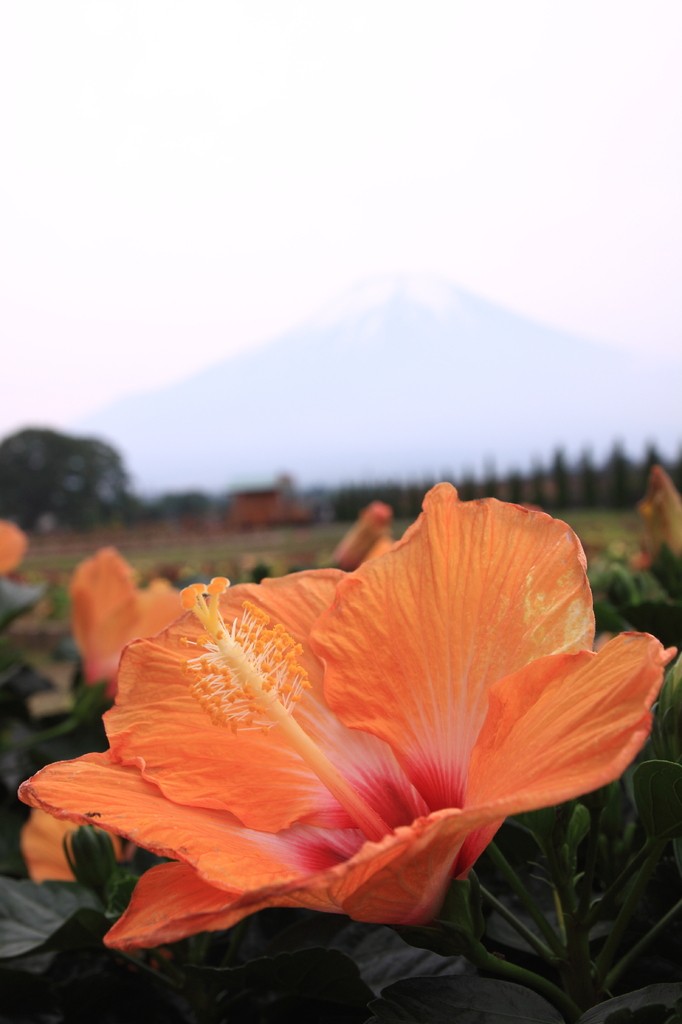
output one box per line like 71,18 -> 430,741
330,443 -> 680,521
0,428 -> 678,531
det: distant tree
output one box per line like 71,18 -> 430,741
482,461 -> 498,499
405,484 -> 426,518
551,449 -> 571,509
507,471 -> 524,506
149,491 -> 213,523
0,428 -> 131,530
530,463 -> 546,508
608,442 -> 631,509
331,486 -> 360,522
579,450 -> 598,508
640,443 -> 664,496
458,473 -> 476,502
251,562 -> 272,584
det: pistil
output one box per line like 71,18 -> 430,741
180,579 -> 391,843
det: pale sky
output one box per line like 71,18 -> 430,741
1,1 -> 681,441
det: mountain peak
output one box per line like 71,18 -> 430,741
307,274 -> 461,331
75,278 -> 680,491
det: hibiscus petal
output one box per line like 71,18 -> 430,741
70,548 -> 139,684
19,752 -> 373,891
19,751 -> 501,943
313,483 -> 595,812
20,809 -> 77,881
466,632 -> 670,812
107,570 -> 425,832
133,580 -> 184,639
103,861 -> 342,950
106,804 -> 512,950
0,519 -> 28,575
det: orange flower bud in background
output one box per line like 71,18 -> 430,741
333,500 -> 394,570
0,519 -> 28,575
70,547 -> 183,695
637,465 -> 682,561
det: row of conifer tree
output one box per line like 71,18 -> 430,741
331,443 -> 679,521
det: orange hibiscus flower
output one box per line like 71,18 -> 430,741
638,464 -> 682,562
70,547 -> 183,695
0,519 -> 28,575
19,485 -> 671,950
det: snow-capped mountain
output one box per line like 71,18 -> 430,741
75,276 -> 682,491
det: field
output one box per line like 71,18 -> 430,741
18,508 -> 643,583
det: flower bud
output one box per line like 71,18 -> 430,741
434,871 -> 485,954
333,501 -> 394,571
64,825 -> 119,891
651,652 -> 682,763
638,465 -> 682,562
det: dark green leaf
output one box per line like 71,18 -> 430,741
601,1009 -> 672,1024
0,808 -> 27,876
0,579 -> 44,632
491,819 -> 539,866
0,877 -> 104,958
623,603 -> 682,649
652,546 -> 682,602
606,565 -> 643,610
188,946 -> 373,1007
366,976 -> 564,1024
104,871 -> 138,920
633,761 -> 682,839
579,984 -> 682,1024
0,663 -> 53,699
594,601 -> 625,634
394,922 -> 464,958
0,966 -> 60,1024
515,807 -> 557,841
267,918 -> 470,995
437,874 -> 485,942
41,907 -> 108,952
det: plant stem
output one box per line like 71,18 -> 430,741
605,894 -> 682,991
479,885 -> 558,964
578,810 -> 603,919
467,941 -> 582,1023
486,843 -> 566,958
188,931 -> 212,965
587,839 -> 658,928
220,916 -> 250,968
544,840 -> 595,1011
595,839 -> 667,985
8,716 -> 80,752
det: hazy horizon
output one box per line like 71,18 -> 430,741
2,2 -> 681,451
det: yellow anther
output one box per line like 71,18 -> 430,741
207,576 -> 229,595
180,590 -> 391,846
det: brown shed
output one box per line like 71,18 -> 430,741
226,476 -> 311,531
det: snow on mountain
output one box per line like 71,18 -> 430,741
75,276 -> 682,491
